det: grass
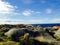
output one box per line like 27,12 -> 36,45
0,41 -> 20,45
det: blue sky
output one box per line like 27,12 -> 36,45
0,0 -> 60,24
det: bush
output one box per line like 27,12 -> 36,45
0,38 -> 4,42
0,32 -> 4,37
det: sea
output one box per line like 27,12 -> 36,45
32,23 -> 60,27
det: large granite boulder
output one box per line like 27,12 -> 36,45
4,28 -> 29,37
54,28 -> 60,40
5,28 -> 40,37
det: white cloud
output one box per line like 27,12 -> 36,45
27,18 -> 60,24
22,10 -> 34,16
29,20 -> 43,23
0,18 -> 60,24
51,19 -> 60,23
6,20 -> 26,24
0,18 -> 10,24
0,0 -> 19,24
0,18 -> 26,24
22,10 -> 41,16
28,19 -> 47,24
46,8 -> 52,14
0,0 -> 17,15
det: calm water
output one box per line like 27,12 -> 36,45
32,23 -> 60,27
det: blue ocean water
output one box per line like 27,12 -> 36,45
32,23 -> 60,27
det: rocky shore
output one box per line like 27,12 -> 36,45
0,24 -> 60,45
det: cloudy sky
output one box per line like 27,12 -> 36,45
0,0 -> 60,24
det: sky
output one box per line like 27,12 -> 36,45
0,0 -> 60,24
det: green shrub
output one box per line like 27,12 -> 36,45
0,38 -> 4,42
0,32 -> 4,36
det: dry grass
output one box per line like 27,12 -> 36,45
0,41 -> 20,45
19,33 -> 29,41
35,36 -> 46,42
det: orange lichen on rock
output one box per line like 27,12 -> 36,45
53,26 -> 60,30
